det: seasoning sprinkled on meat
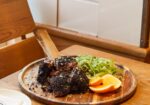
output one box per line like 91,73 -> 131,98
37,61 -> 53,84
48,72 -> 71,97
54,56 -> 77,71
70,68 -> 89,93
37,56 -> 89,97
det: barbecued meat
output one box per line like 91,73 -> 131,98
47,68 -> 89,97
37,60 -> 54,84
54,56 -> 77,71
47,71 -> 71,97
37,56 -> 89,97
70,68 -> 89,93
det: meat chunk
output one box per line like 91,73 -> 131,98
47,72 -> 71,97
54,56 -> 77,71
47,68 -> 89,97
70,68 -> 89,93
37,60 -> 54,84
37,56 -> 89,97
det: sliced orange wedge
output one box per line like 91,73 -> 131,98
89,84 -> 114,93
89,74 -> 122,93
89,76 -> 103,86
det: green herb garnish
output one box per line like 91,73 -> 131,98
75,55 -> 123,79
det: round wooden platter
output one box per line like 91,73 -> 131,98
18,58 -> 137,105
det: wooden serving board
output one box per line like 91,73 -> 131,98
18,58 -> 137,105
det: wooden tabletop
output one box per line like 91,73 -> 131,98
0,45 -> 150,105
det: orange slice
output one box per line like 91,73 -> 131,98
89,74 -> 122,93
89,84 -> 114,93
89,76 -> 103,86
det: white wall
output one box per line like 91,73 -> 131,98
28,0 -> 57,26
98,0 -> 143,46
59,0 -> 99,36
27,0 -> 143,46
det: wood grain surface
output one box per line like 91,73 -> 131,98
37,24 -> 147,59
1,45 -> 150,105
0,0 -> 35,43
18,57 -> 137,105
0,37 -> 45,78
34,29 -> 59,59
140,0 -> 150,48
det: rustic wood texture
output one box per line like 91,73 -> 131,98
1,45 -> 150,105
58,45 -> 150,105
36,24 -> 148,59
51,35 -> 82,51
34,29 -> 59,59
18,58 -> 137,105
145,48 -> 150,63
0,0 -> 35,43
21,35 -> 27,40
140,0 -> 150,48
0,37 -> 45,78
50,35 -> 146,62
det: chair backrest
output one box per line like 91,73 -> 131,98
0,0 -> 45,78
0,0 -> 35,43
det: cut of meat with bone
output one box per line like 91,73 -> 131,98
37,56 -> 89,97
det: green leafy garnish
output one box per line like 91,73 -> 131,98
75,55 -> 123,79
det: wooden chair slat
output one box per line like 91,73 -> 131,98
0,37 -> 45,78
35,29 -> 59,59
0,0 -> 35,43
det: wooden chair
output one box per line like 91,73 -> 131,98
0,0 -> 58,78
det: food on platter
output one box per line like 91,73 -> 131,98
36,55 -> 123,97
89,74 -> 122,93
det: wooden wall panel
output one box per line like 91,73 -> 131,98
50,35 -> 144,61
37,24 -> 149,63
140,0 -> 150,48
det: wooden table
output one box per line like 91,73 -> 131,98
0,45 -> 150,105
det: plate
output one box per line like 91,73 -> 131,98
0,88 -> 31,105
18,58 -> 137,105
